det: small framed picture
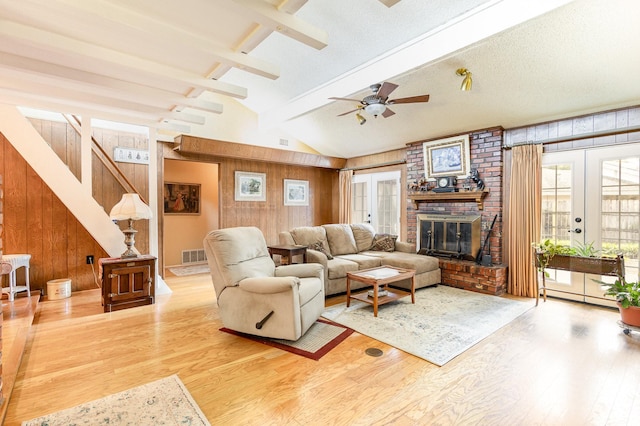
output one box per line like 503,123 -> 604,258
423,134 -> 471,179
284,179 -> 309,206
164,182 -> 200,215
235,171 -> 266,201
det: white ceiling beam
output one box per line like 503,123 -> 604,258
220,0 -> 328,50
0,52 -> 224,115
260,0 -> 575,126
0,76 -> 171,118
162,111 -> 206,125
207,0 -> 309,80
0,91 -> 188,132
0,85 -> 201,126
24,0 -> 280,80
177,99 -> 224,114
277,0 -> 309,14
209,25 -> 273,80
0,19 -> 248,99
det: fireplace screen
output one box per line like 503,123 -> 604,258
417,214 -> 481,259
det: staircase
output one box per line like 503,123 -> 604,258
0,105 -> 124,257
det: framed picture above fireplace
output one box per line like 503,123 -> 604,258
423,134 -> 470,179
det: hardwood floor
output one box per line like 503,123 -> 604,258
4,273 -> 640,425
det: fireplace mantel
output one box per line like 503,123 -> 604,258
409,190 -> 489,210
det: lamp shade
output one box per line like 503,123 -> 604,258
109,193 -> 152,221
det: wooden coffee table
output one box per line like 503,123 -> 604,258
346,265 -> 416,317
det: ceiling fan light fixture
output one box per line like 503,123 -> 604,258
456,68 -> 472,91
364,103 -> 387,117
356,112 -> 366,125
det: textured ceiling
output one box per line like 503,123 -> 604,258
1,0 -> 639,158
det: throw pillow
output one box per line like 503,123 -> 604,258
350,223 -> 376,252
369,234 -> 398,252
323,224 -> 358,255
308,241 -> 334,260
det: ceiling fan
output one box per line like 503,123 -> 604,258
330,82 -> 430,122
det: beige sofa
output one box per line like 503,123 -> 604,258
279,223 -> 440,296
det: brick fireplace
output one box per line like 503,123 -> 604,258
406,127 -> 507,295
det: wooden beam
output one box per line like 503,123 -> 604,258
175,135 -> 346,169
0,19 -> 248,98
0,53 -> 224,114
221,0 -> 328,50
37,0 -> 280,80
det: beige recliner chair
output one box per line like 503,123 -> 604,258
203,226 -> 325,341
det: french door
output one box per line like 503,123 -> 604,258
352,171 -> 400,235
541,144 -> 640,307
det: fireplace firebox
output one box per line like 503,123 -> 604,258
417,214 -> 481,259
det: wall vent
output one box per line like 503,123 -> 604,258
181,249 -> 207,265
279,138 -> 289,146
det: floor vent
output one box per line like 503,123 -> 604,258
181,249 -> 207,265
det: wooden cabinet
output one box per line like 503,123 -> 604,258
99,256 -> 155,312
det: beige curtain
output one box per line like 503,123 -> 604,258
507,144 -> 542,297
339,169 -> 353,224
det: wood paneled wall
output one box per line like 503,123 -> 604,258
90,126 -> 150,255
1,119 -> 151,293
27,118 -> 150,256
0,133 -> 108,293
164,147 -> 338,247
219,159 -> 337,245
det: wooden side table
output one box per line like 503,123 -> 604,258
267,245 -> 307,265
99,255 -> 156,312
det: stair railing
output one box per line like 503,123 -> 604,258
62,114 -> 148,205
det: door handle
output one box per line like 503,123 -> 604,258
568,228 -> 582,234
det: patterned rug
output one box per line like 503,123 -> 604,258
168,263 -> 210,276
22,375 -> 209,425
321,285 -> 535,366
220,318 -> 354,360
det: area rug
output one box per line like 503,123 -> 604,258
168,263 -> 210,276
22,374 -> 209,425
220,318 -> 354,360
321,285 -> 535,366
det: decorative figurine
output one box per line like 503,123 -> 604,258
469,168 -> 485,191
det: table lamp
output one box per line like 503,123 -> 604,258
109,193 -> 152,258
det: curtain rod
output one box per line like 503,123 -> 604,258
340,159 -> 406,171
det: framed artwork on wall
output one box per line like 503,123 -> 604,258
235,171 -> 266,201
284,179 -> 309,206
113,147 -> 150,164
423,134 -> 471,179
164,182 -> 201,215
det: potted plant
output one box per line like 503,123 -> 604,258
601,278 -> 640,328
532,239 -> 626,305
532,239 -> 624,276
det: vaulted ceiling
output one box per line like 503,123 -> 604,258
1,0 -> 639,158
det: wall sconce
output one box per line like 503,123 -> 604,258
356,112 -> 367,125
456,68 -> 473,91
109,193 -> 152,258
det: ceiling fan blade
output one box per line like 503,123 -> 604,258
388,94 -> 430,104
337,107 -> 361,117
329,97 -> 363,103
382,107 -> 396,118
377,82 -> 399,100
